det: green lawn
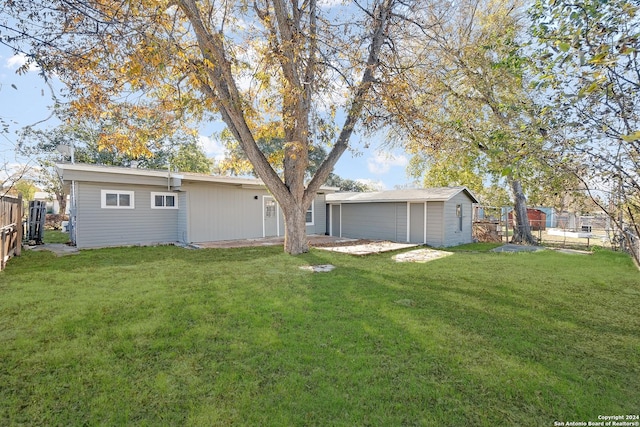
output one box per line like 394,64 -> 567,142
1,243 -> 638,426
43,230 -> 71,244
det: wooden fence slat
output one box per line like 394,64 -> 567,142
0,195 -> 23,271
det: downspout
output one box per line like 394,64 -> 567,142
69,180 -> 77,246
70,147 -> 76,246
406,202 -> 410,243
70,145 -> 77,246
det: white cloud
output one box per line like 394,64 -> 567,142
4,53 -> 39,72
318,0 -> 348,8
198,134 -> 227,161
0,162 -> 37,186
356,178 -> 386,191
367,151 -> 408,175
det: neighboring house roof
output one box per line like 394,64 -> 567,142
326,187 -> 479,204
33,191 -> 52,200
56,163 -> 339,193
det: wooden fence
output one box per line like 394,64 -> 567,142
0,195 -> 23,271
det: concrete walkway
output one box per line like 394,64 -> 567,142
25,243 -> 80,256
194,235 -> 358,249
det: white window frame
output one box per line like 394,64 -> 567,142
101,190 -> 135,209
151,192 -> 179,209
305,202 -> 314,225
456,204 -> 463,231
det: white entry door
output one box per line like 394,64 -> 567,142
263,196 -> 279,237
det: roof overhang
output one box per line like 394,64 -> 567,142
326,187 -> 480,204
56,163 -> 338,193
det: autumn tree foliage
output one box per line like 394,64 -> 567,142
215,129 -> 372,191
2,0 -> 410,254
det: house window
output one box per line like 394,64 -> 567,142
456,204 -> 462,231
151,192 -> 178,209
265,199 -> 276,218
306,203 -> 314,225
101,190 -> 134,209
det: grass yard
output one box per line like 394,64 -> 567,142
42,230 -> 72,244
1,243 -> 638,426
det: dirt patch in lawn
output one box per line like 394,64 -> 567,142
392,248 -> 453,263
317,241 -> 419,255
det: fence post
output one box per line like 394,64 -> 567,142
0,195 -> 23,271
1,228 -> 5,271
15,194 -> 22,256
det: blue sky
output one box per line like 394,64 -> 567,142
0,44 -> 415,190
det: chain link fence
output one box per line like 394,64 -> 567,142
473,205 -> 639,266
616,227 -> 640,266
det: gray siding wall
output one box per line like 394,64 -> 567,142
186,183 -> 327,242
425,201 -> 444,247
186,182 -> 267,242
75,179 -> 329,247
340,202 -> 406,241
330,204 -> 341,236
409,203 -> 425,243
75,182 -> 179,248
395,203 -> 407,242
308,195 -> 327,235
442,193 -> 474,247
177,192 -> 189,244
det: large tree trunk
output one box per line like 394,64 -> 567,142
56,191 -> 67,216
508,176 -> 537,245
179,0 -> 393,255
281,200 -> 310,255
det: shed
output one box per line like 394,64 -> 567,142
57,163 -> 334,249
326,187 -> 479,247
508,208 -> 547,231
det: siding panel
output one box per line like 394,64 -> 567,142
187,183 -> 266,242
331,205 -> 341,236
177,192 -> 189,243
308,195 -> 327,235
76,183 -> 179,248
409,203 -> 425,243
341,203 -> 399,241
426,202 -> 444,247
395,203 -> 407,242
443,193 -> 474,246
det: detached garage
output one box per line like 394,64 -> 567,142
326,187 -> 479,247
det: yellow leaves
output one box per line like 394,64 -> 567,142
254,71 -> 272,88
621,131 -> 640,142
267,150 -> 285,166
254,122 -> 285,141
217,157 -> 254,176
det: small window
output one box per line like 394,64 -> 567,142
456,204 -> 463,231
101,190 -> 134,209
151,192 -> 178,209
265,199 -> 276,218
306,203 -> 314,225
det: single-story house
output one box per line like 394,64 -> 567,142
57,163 -> 335,249
326,187 -> 479,247
33,191 -> 61,214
